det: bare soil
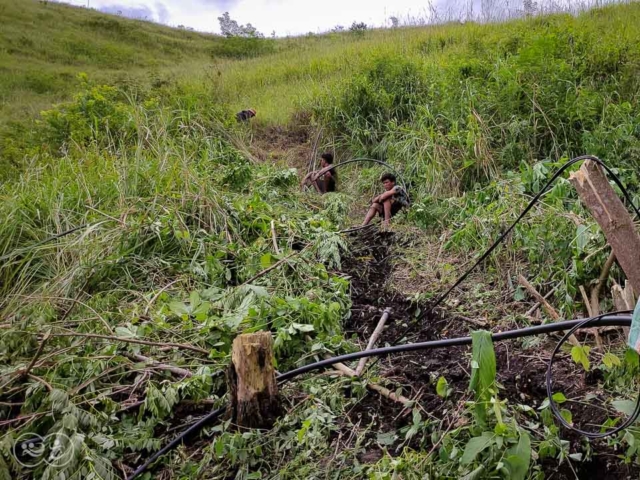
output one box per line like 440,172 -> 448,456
339,228 -> 639,479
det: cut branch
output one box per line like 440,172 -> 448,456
356,308 -> 391,375
240,250 -> 302,287
48,332 -> 209,355
124,353 -> 193,378
326,355 -> 412,407
518,275 -> 580,346
270,220 -> 280,255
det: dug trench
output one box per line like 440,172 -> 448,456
336,229 -> 639,479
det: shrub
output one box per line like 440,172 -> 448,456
210,37 -> 276,59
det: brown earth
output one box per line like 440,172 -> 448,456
338,228 -> 639,480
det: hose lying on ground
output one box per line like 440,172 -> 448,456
127,313 -> 636,479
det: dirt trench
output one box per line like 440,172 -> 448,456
338,229 -> 639,480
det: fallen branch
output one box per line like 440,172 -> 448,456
240,250 -> 303,287
356,308 -> 391,376
47,332 -> 209,355
326,355 -> 412,407
71,364 -> 127,395
21,331 -> 51,381
270,220 -> 280,255
579,286 -> 594,318
525,286 -> 558,316
125,353 -> 193,378
27,374 -> 53,392
518,275 -> 580,347
456,315 -> 488,328
144,278 -> 183,316
518,275 -> 561,320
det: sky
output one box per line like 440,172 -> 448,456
57,0 -> 458,36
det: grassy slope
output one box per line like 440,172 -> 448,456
0,0 -> 218,126
2,2 -> 640,479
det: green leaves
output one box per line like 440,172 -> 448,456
613,399 -> 636,416
571,345 -> 591,371
461,432 -> 494,464
469,330 -> 496,426
602,352 -> 622,369
436,376 -> 449,398
505,430 -> 532,480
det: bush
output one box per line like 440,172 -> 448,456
210,37 -> 276,59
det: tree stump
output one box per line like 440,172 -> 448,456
227,332 -> 282,429
569,160 -> 640,294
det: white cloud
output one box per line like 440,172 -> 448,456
57,0 -> 450,35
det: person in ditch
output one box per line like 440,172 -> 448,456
362,173 -> 409,227
301,153 -> 337,194
236,108 -> 256,122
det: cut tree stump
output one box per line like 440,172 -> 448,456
227,332 -> 282,429
569,160 -> 640,294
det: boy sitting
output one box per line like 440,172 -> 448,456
362,173 -> 409,226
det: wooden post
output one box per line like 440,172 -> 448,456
569,160 -> 640,294
227,332 -> 282,429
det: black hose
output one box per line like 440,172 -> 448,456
546,313 -> 640,438
127,313 -> 634,479
305,157 -> 410,203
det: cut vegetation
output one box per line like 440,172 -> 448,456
1,1 -> 640,479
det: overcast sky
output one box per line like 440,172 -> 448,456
58,0 -> 460,36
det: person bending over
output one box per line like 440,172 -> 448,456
301,153 -> 337,194
236,108 -> 256,123
362,173 -> 409,226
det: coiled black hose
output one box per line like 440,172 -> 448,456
547,313 -> 640,438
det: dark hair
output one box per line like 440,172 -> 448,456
321,152 -> 333,164
380,172 -> 396,183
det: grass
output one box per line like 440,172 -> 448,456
2,1 -> 640,479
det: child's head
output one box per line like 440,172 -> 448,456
380,173 -> 396,191
320,152 -> 333,168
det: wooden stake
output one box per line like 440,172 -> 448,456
612,281 -> 636,311
227,332 -> 282,429
355,308 -> 391,376
612,281 -> 635,338
569,160 -> 640,294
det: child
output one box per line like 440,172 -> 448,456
362,173 -> 409,226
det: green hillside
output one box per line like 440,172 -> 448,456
0,0 -> 221,118
2,2 -> 640,480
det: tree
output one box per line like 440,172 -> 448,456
217,12 -> 264,38
349,21 -> 368,35
389,16 -> 399,28
523,0 -> 538,16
